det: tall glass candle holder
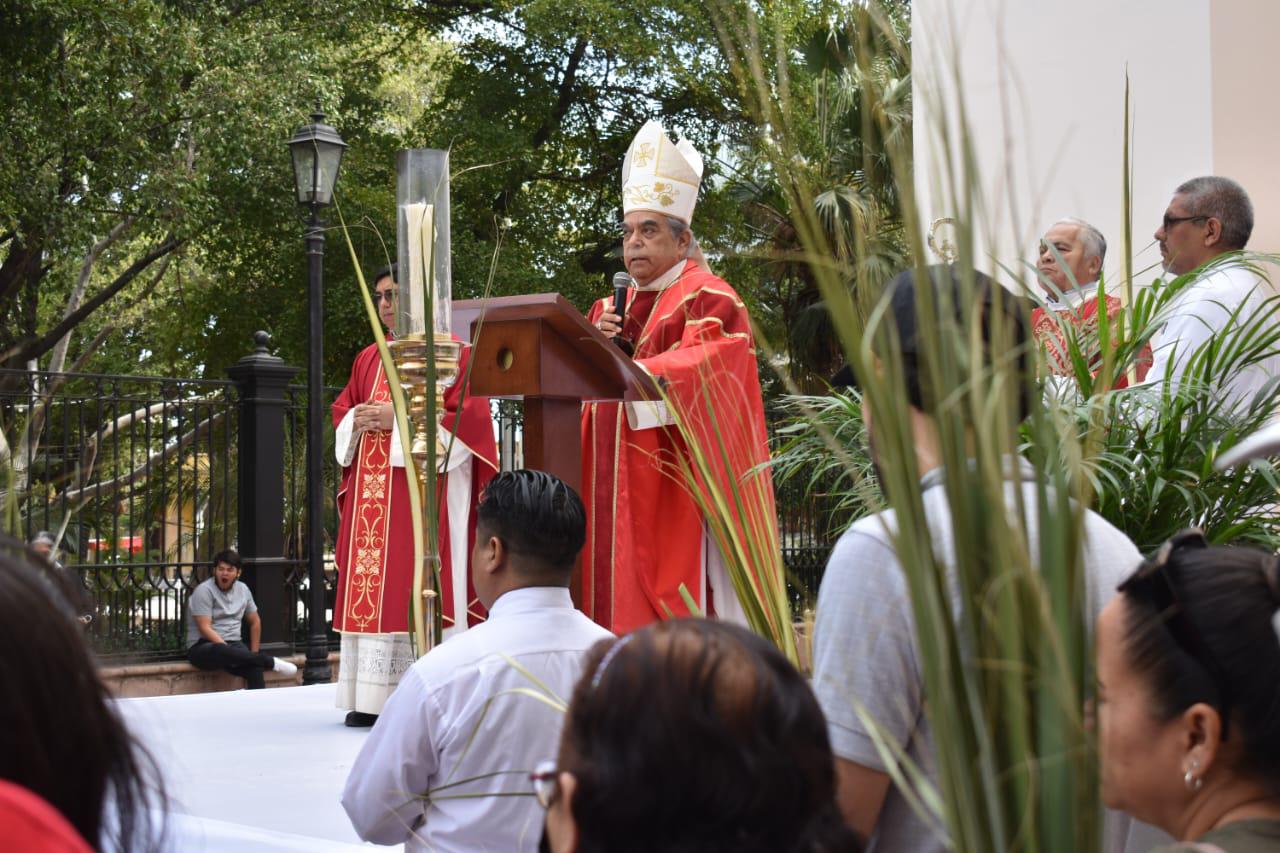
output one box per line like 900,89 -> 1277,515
395,149 -> 452,339
391,149 -> 462,464
389,148 -> 460,653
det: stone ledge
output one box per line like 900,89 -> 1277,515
101,652 -> 340,698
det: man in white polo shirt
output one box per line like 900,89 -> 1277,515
1144,176 -> 1280,408
342,470 -> 612,852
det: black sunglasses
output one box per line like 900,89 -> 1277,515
1118,528 -> 1231,738
1161,214 -> 1209,232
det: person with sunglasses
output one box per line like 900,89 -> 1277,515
331,262 -> 500,727
1142,176 -> 1280,408
537,619 -> 859,853
1097,529 -> 1280,850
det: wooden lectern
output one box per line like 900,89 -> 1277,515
452,293 -> 657,605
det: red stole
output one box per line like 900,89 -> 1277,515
332,342 -> 498,634
582,264 -> 778,634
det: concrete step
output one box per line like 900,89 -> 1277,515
101,652 -> 340,698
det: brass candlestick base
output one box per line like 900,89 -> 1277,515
388,333 -> 462,654
388,334 -> 462,481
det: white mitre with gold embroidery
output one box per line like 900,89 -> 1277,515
621,120 -> 704,225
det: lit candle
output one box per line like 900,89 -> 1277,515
403,202 -> 433,337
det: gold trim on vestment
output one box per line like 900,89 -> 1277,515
684,315 -> 752,342
587,402 -> 598,621
636,279 -> 747,352
609,408 -> 622,629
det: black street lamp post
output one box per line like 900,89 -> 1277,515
287,104 -> 347,685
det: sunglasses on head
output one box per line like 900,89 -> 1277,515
1118,528 -> 1231,739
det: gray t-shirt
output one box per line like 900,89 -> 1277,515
811,461 -> 1164,852
186,578 -> 256,647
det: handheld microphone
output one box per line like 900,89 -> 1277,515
611,271 -> 634,356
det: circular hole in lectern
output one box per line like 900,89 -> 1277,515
496,347 -> 515,371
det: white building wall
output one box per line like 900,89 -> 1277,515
912,0 -> 1215,286
1211,0 -> 1280,256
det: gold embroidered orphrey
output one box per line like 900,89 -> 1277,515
341,362 -> 395,631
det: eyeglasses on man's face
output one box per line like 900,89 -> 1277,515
1161,214 -> 1208,233
373,288 -> 398,305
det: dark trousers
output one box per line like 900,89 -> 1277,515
188,639 -> 273,689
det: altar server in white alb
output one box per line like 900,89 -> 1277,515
342,470 -> 612,852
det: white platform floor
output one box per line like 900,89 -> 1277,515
116,683 -> 374,851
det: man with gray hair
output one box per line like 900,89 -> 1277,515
1032,218 -> 1151,386
582,119 -> 774,633
1036,216 -> 1107,301
1145,176 -> 1279,405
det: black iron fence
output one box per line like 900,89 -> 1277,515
1,353 -> 840,662
1,368 -> 242,658
0,356 -> 345,662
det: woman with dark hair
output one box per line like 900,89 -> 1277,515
1097,529 -> 1280,850
0,538 -> 164,851
537,619 -> 860,853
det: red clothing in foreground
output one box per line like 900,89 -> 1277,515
582,263 -> 779,634
332,341 -> 498,636
0,779 -> 93,853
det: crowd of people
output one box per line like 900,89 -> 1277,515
4,118 -> 1280,853
339,157 -> 1280,851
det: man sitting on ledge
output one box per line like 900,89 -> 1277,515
342,470 -> 613,852
186,549 -> 297,689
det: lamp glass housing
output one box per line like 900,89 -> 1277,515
288,112 -> 347,207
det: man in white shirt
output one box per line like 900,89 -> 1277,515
1036,216 -> 1106,303
1144,176 -> 1279,407
341,470 -> 612,852
812,265 -> 1164,852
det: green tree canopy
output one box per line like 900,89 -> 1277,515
1,0 -> 895,385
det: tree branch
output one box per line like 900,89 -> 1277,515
492,36 -> 589,216
48,217 -> 135,375
62,409 -> 225,504
2,234 -> 182,367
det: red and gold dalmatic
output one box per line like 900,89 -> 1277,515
582,261 -> 778,634
1032,292 -> 1152,388
332,342 -> 498,638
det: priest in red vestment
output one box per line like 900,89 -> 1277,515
1032,217 -> 1151,388
332,266 -> 499,726
582,120 -> 778,634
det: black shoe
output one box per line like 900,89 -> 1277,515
344,711 -> 378,728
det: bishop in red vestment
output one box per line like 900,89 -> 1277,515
582,120 -> 778,634
331,270 -> 498,723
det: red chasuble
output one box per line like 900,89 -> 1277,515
1032,293 -> 1152,388
332,341 -> 498,635
582,263 -> 778,634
